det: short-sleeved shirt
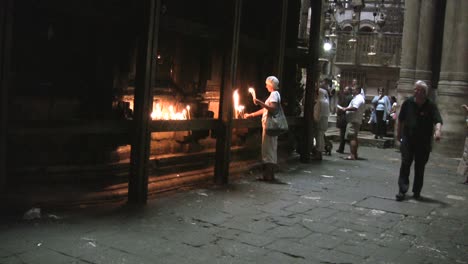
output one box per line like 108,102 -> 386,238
262,91 -> 280,122
399,96 -> 443,145
346,93 -> 365,124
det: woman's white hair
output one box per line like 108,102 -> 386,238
415,80 -> 428,95
266,76 -> 280,90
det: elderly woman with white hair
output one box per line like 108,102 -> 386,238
245,76 -> 282,182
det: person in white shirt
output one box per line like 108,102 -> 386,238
338,85 -> 365,160
313,79 -> 330,160
329,79 -> 338,115
352,78 -> 365,98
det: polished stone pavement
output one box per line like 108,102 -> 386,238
1,146 -> 467,264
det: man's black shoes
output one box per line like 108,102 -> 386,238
413,193 -> 421,199
395,192 -> 405,201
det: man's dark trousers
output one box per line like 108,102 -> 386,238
398,140 -> 430,195
337,124 -> 347,152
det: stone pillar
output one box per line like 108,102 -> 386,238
298,0 -> 310,40
435,0 -> 468,157
398,0 -> 438,97
397,0 -> 421,101
414,1 -> 438,90
396,0 -> 440,145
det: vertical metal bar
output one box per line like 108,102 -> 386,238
128,0 -> 161,204
301,0 -> 322,163
0,0 -> 13,194
277,0 -> 288,82
354,11 -> 361,65
214,0 -> 242,185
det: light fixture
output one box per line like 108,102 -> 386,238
323,42 -> 332,51
367,44 -> 377,56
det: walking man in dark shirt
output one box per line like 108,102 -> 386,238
396,80 -> 443,201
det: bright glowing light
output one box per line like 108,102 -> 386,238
248,87 -> 256,101
150,101 -> 188,120
233,89 -> 240,118
151,102 -> 163,120
232,89 -> 246,118
323,42 -> 332,51
186,105 -> 191,119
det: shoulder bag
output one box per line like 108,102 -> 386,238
266,104 -> 289,136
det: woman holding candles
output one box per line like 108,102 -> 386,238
244,76 -> 282,183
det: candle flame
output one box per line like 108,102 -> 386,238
248,87 -> 256,101
233,89 -> 240,118
233,89 -> 239,107
150,101 -> 189,120
186,105 -> 191,119
233,89 -> 247,119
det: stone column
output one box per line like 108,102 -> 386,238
397,0 -> 421,101
414,1 -> 438,90
298,0 -> 310,40
435,0 -> 468,157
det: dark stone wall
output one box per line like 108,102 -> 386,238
7,0 -> 300,169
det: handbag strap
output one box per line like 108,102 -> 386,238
268,91 -> 282,117
269,104 -> 284,117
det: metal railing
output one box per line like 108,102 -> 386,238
335,32 -> 402,67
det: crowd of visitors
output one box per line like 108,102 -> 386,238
245,76 -> 451,201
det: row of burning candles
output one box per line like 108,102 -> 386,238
151,103 -> 191,120
146,87 -> 256,120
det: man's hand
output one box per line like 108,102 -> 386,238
462,104 -> 468,113
434,123 -> 442,142
434,129 -> 442,142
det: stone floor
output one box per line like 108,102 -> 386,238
1,146 -> 467,264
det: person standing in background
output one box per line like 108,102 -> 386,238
389,96 -> 398,133
338,85 -> 366,160
329,78 -> 338,115
390,96 -> 398,119
313,79 -> 330,160
457,104 -> 468,185
336,86 -> 352,154
371,87 -> 392,139
352,78 -> 365,98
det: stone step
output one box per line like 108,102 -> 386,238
326,127 -> 394,149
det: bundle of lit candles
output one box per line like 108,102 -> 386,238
233,89 -> 243,118
232,87 -> 257,119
